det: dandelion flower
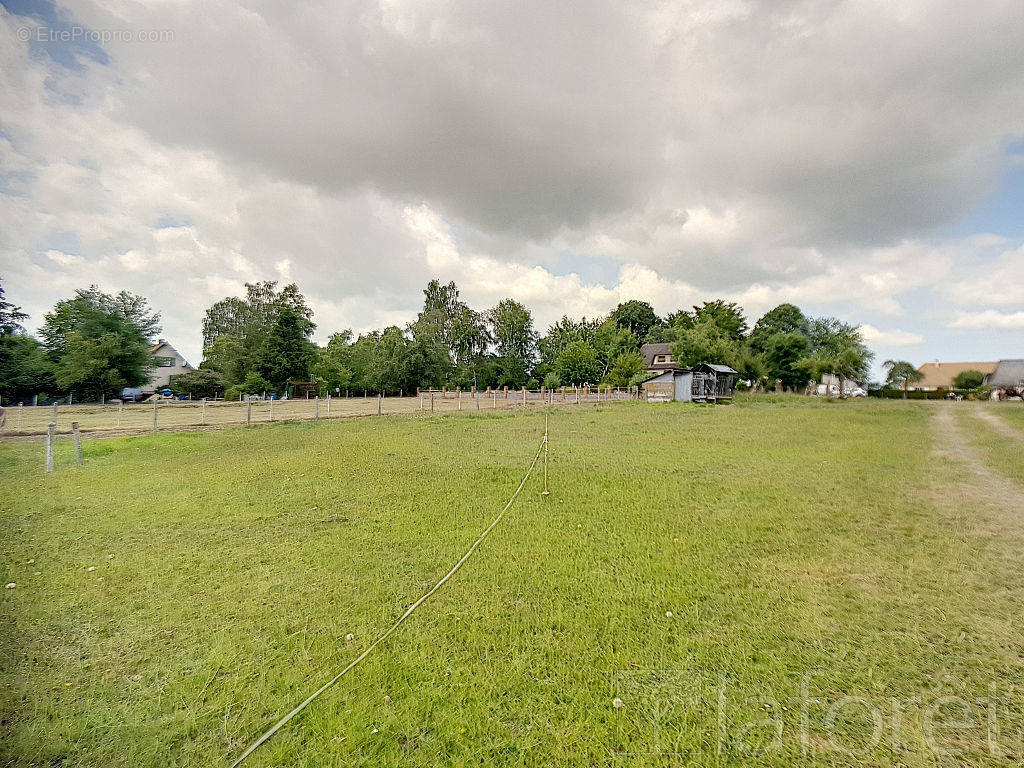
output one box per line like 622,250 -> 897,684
87,566 -> 96,572
665,611 -> 673,618
5,583 -> 15,589
27,559 -> 34,564
612,697 -> 624,709
345,633 -> 354,642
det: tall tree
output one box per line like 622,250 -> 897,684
254,308 -> 317,388
39,286 -> 160,400
884,360 -> 924,398
764,332 -> 810,390
555,341 -> 600,385
669,319 -> 743,369
609,300 -> 662,341
748,303 -> 809,352
692,300 -> 748,341
0,279 -> 28,335
202,281 -> 315,352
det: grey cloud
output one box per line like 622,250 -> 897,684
61,0 -> 1024,248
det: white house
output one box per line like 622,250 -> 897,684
147,339 -> 194,388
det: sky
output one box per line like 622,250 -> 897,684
1,0 -> 1022,381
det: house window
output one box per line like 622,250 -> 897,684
154,356 -> 175,367
654,354 -> 672,364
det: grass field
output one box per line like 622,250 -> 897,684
2,397 -> 1023,766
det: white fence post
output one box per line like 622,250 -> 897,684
201,399 -> 206,425
269,399 -> 273,422
72,421 -> 84,466
315,396 -> 320,421
45,423 -> 55,473
378,393 -> 382,416
247,400 -> 252,426
152,401 -> 158,432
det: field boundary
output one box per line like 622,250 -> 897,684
229,430 -> 548,766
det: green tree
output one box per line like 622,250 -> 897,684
953,369 -> 985,390
39,286 -> 160,400
884,360 -> 924,398
764,332 -> 809,390
555,341 -> 600,385
0,334 -> 55,403
169,369 -> 225,398
254,308 -> 317,388
605,352 -> 644,387
310,349 -> 353,395
609,300 -> 661,340
749,304 -> 809,352
669,319 -> 743,369
692,300 -> 748,341
0,279 -> 28,334
54,331 -> 151,399
201,334 -> 247,386
488,299 -> 536,387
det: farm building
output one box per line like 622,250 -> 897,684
986,359 -> 1024,390
642,363 -> 738,403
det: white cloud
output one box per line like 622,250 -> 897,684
860,325 -> 925,347
949,310 -> 1024,330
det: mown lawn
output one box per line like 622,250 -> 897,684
2,398 -> 1022,766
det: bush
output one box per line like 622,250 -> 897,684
868,388 -> 971,400
543,372 -> 561,389
953,370 -> 986,389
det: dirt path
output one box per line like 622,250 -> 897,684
929,406 -> 1024,526
974,408 -> 1024,444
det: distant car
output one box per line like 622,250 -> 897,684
817,384 -> 867,397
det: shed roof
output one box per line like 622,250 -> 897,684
987,359 -> 1024,387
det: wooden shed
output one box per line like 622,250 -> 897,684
642,363 -> 738,403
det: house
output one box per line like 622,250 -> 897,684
121,340 -> 194,398
642,363 -> 738,403
640,343 -> 679,374
147,340 -> 194,389
986,359 -> 1024,390
914,361 -> 997,391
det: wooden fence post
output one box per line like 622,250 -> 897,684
269,399 -> 273,422
201,399 -> 206,425
315,396 -> 320,421
52,402 -> 58,424
430,391 -> 435,413
327,394 -> 331,415
522,387 -> 527,407
378,393 -> 382,416
72,421 -> 84,466
458,388 -> 462,410
45,423 -> 55,473
247,400 -> 252,425
152,400 -> 158,432
17,403 -> 22,429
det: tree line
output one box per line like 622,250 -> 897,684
0,274 -> 873,403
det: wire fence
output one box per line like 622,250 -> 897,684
0,387 -> 636,438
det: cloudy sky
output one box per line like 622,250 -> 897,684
1,0 -> 1022,377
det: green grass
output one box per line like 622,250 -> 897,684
2,398 -> 1023,766
961,407 -> 1024,485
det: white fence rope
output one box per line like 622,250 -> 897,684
229,432 -> 548,767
